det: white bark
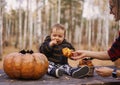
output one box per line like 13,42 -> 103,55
57,0 -> 61,23
102,18 -> 109,50
88,20 -> 92,50
23,11 -> 27,49
0,0 -> 5,59
96,19 -> 102,46
5,16 -> 9,41
37,9 -> 42,44
33,13 -> 37,43
51,5 -> 54,26
105,20 -> 109,49
29,0 -> 33,49
0,14 -> 3,59
79,18 -> 84,48
18,3 -> 22,49
85,21 -> 89,44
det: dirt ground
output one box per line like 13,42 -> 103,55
0,45 -> 118,70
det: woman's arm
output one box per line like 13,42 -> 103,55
72,50 -> 110,60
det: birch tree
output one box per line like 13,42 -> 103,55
23,0 -> 29,49
29,0 -> 33,49
0,0 -> 6,59
57,0 -> 61,23
18,0 -> 23,49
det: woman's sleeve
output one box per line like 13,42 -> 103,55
108,32 -> 120,61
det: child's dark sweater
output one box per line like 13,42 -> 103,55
39,36 -> 75,65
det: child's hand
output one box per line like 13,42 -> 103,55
49,39 -> 58,47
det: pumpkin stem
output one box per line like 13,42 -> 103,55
26,50 -> 29,53
26,50 -> 34,54
19,50 -> 34,54
29,50 -> 34,54
19,50 -> 26,54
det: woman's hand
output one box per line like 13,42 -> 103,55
71,50 -> 88,60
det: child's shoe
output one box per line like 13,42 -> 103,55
49,68 -> 64,78
71,66 -> 89,78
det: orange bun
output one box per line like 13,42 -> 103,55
62,47 -> 72,58
79,59 -> 93,66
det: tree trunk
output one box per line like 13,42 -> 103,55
0,12 -> 3,60
88,20 -> 92,50
29,0 -> 33,49
0,0 -> 5,59
23,10 -> 27,49
96,19 -> 102,49
57,0 -> 61,23
18,3 -> 22,49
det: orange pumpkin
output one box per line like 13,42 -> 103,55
3,50 -> 49,80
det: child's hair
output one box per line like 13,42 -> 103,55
50,23 -> 66,36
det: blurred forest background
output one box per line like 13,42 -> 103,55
0,0 -> 120,67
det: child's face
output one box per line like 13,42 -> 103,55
51,28 -> 65,45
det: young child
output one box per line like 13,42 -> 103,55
39,23 -> 89,78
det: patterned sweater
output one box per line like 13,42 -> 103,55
108,31 -> 120,61
39,36 -> 75,65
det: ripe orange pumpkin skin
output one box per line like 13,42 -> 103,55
3,52 -> 48,80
